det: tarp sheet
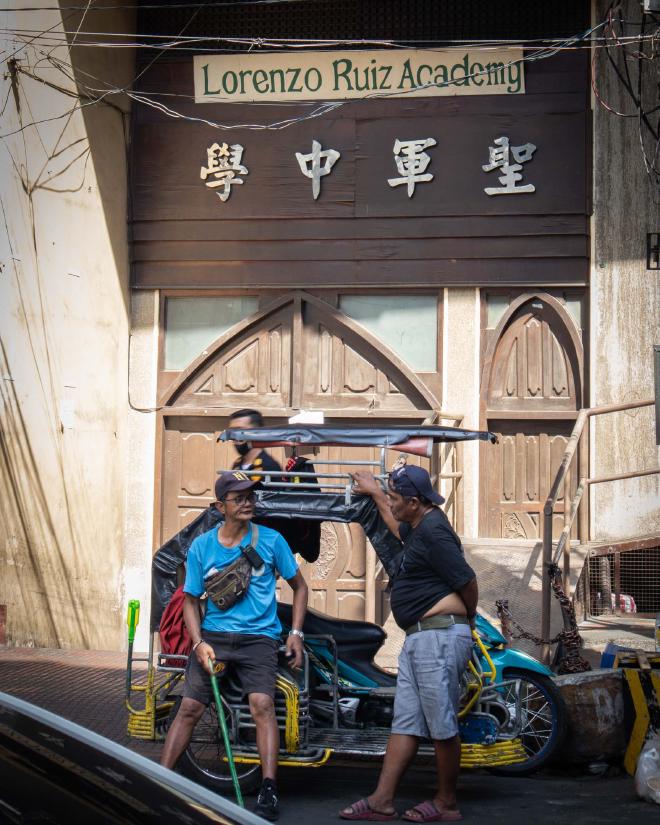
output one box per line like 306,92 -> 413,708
219,425 -> 496,447
150,492 -> 401,631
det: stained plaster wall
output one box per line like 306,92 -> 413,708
0,3 -> 135,648
123,290 -> 159,652
590,0 -> 660,540
442,288 -> 481,539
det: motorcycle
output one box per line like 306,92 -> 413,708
127,423 -> 567,793
163,603 -> 567,793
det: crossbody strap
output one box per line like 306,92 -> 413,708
238,524 -> 262,568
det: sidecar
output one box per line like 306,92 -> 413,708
126,423 -> 557,792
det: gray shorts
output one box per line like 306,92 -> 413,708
183,632 -> 279,705
391,624 -> 473,741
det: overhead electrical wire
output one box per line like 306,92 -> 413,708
0,21 -> 612,139
2,0 -> 329,9
1,11 -> 657,185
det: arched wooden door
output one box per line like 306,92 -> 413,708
157,291 -> 440,622
480,293 -> 584,540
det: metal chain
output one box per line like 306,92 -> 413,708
495,563 -> 591,674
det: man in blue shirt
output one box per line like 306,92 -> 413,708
161,470 -> 308,821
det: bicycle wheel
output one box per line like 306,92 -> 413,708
486,669 -> 567,776
167,698 -> 262,793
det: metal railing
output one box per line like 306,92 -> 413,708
540,397 -> 659,661
230,409 -> 467,530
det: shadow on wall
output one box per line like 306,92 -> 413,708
58,0 -> 136,319
0,340 -> 90,649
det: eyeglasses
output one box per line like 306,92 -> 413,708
222,491 -> 257,506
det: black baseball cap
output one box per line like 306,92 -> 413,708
390,465 -> 445,505
215,470 -> 260,501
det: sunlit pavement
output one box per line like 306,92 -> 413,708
0,647 -> 649,824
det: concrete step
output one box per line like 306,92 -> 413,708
578,615 -> 657,666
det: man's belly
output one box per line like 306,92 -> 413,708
422,592 -> 467,618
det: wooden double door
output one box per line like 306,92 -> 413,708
158,291 -> 440,622
480,293 -> 585,540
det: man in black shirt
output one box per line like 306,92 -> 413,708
228,408 -> 282,478
340,465 -> 478,823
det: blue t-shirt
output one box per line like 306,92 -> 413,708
184,523 -> 298,639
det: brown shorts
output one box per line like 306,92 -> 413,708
183,632 -> 279,705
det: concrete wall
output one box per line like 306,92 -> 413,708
123,291 -> 159,651
590,0 -> 660,540
0,3 -> 135,648
443,288 -> 481,539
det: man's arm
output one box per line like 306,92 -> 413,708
284,570 -> 308,668
183,593 -> 214,674
458,577 -> 479,624
350,471 -> 401,540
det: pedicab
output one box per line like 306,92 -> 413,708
125,424 -> 567,794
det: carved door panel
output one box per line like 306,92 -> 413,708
301,299 -> 431,413
481,295 -> 583,540
167,304 -> 292,410
487,303 -> 581,412
485,421 -> 575,540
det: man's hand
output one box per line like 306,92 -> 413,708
195,641 -> 215,674
351,471 -> 401,541
285,633 -> 304,669
350,471 -> 382,497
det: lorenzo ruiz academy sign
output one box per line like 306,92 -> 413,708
194,48 -> 525,103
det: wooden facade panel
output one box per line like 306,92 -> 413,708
132,113 -> 587,221
135,257 -> 588,288
132,235 -> 587,262
131,51 -> 589,289
132,119 -> 356,221
355,113 -> 587,218
132,214 -> 589,242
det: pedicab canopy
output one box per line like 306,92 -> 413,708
150,424 -> 496,631
219,424 -> 496,457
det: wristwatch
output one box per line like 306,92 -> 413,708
288,629 -> 304,640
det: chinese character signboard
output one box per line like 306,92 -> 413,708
295,141 -> 341,200
190,113 -> 585,217
388,138 -> 437,197
200,142 -> 249,201
482,137 -> 536,195
194,48 -> 525,103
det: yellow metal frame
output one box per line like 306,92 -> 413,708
126,664 -> 177,740
231,749 -> 333,768
275,673 -> 301,753
458,630 -> 498,719
460,738 -> 528,767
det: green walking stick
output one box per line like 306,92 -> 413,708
125,600 -> 140,696
208,657 -> 244,808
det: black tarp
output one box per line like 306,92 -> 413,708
219,424 -> 496,447
150,492 -> 401,631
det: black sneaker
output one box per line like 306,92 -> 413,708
254,778 -> 279,821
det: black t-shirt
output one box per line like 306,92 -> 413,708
389,508 -> 476,630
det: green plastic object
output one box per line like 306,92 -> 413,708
209,656 -> 244,808
126,600 -> 140,643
